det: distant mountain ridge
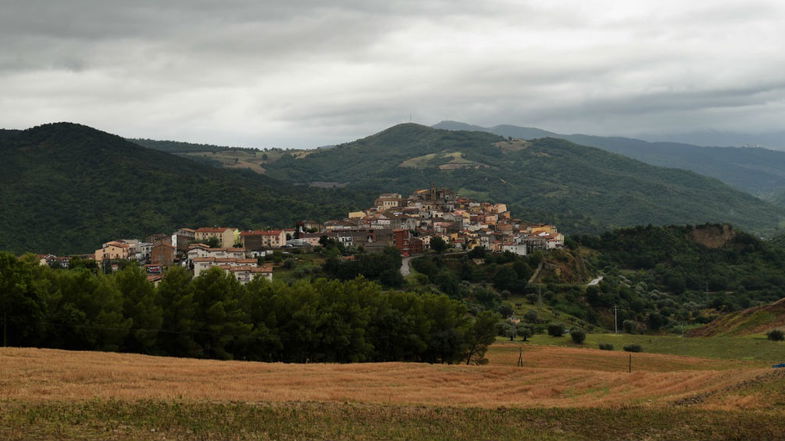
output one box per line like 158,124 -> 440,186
264,123 -> 785,235
433,121 -> 785,198
0,123 -> 367,254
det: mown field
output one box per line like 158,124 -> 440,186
2,342 -> 785,440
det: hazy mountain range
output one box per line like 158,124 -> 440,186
433,121 -> 785,198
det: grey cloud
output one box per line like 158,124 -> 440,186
1,0 -> 785,146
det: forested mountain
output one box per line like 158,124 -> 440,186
564,224 -> 785,332
0,123 -> 369,254
433,121 -> 785,197
264,123 -> 785,235
131,138 -> 243,153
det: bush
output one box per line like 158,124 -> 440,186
517,324 -> 534,341
598,343 -> 614,351
547,323 -> 565,337
768,329 -> 785,341
623,344 -> 643,353
570,328 -> 586,344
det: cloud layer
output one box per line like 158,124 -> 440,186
2,0 -> 784,146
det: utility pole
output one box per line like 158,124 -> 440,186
613,305 -> 618,334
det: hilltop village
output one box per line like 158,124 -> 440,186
49,186 -> 563,284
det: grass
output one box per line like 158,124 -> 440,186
3,400 -> 785,441
485,342 -> 756,371
506,296 -> 598,331
524,333 -> 785,363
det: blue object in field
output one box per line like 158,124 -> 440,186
773,363 -> 785,368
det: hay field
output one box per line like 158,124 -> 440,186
3,345 -> 785,440
1,345 -> 780,411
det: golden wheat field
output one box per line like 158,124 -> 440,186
1,343 -> 781,411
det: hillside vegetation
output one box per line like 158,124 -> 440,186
568,224 -> 785,332
435,120 -> 785,198
0,123 -> 369,254
264,123 -> 785,235
688,297 -> 785,337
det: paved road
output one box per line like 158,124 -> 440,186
400,251 -> 469,277
588,276 -> 604,286
400,256 -> 413,277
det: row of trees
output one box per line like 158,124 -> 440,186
0,253 -> 497,364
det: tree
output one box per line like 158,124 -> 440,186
430,236 -> 448,254
115,265 -> 162,353
468,246 -> 486,259
464,311 -> 500,365
493,267 -> 519,292
46,270 -> 130,351
570,328 -> 586,344
0,253 -> 48,347
198,237 -> 221,248
191,268 -> 251,359
547,323 -> 565,337
517,323 -> 534,341
498,304 -> 514,318
768,329 -> 785,341
156,266 -> 200,357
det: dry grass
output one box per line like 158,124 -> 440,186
485,342 -> 756,371
1,345 -> 781,411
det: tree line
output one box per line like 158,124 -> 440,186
0,252 -> 497,364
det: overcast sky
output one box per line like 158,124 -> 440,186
2,0 -> 785,147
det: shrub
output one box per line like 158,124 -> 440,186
570,328 -> 586,344
517,324 -> 534,341
623,344 -> 643,353
768,329 -> 785,341
547,323 -> 565,337
598,343 -> 614,351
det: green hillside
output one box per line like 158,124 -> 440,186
434,120 -> 785,198
265,123 -> 785,235
687,297 -> 785,337
0,123 -> 369,254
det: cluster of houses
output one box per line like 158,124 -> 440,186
85,186 -> 562,284
93,228 -> 279,285
312,185 -> 564,256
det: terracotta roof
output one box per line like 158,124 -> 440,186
196,227 -> 232,233
104,241 -> 130,248
191,257 -> 216,262
250,266 -> 273,273
241,230 -> 283,236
